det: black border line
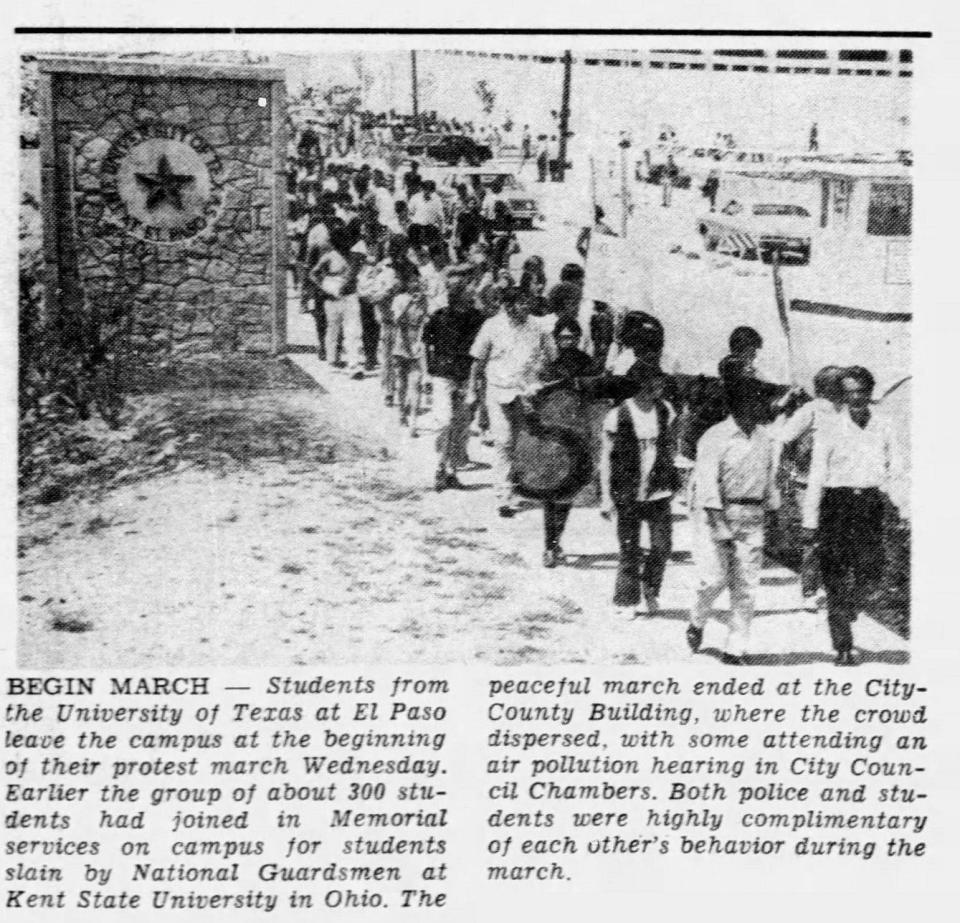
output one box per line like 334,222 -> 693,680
14,27 -> 934,38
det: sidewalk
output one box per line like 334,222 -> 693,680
289,350 -> 909,667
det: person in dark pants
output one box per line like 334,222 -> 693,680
453,195 -> 485,261
600,365 -> 681,615
302,206 -> 336,361
422,287 -> 486,490
538,318 -> 599,567
536,137 -> 549,183
356,238 -> 395,372
701,171 -> 720,212
802,366 -> 907,666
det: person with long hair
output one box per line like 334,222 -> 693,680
539,317 -> 599,566
519,256 -> 549,317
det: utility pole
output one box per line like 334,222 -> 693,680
410,50 -> 420,124
619,133 -> 631,238
557,50 -> 573,182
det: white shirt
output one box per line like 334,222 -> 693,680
482,191 -> 505,220
774,398 -> 840,447
408,192 -> 445,229
419,263 -> 449,314
470,312 -> 557,402
692,417 -> 779,512
357,261 -> 398,303
604,400 -> 676,502
373,186 -> 400,231
802,408 -> 905,528
306,221 -> 331,255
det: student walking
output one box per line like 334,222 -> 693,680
802,366 -> 907,665
600,366 -> 681,614
312,231 -> 364,374
773,365 -> 846,607
423,289 -> 486,490
356,240 -> 400,373
391,273 -> 430,437
468,288 -> 557,516
538,317 -> 600,567
686,378 -> 780,665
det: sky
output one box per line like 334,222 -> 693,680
287,49 -> 912,157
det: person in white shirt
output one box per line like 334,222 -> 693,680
313,233 -> 364,376
687,378 -> 780,665
801,366 -> 906,666
467,290 -> 557,515
371,169 -> 400,233
775,366 -> 845,474
521,125 -> 533,170
773,364 -> 845,609
302,209 -> 335,360
407,181 -> 445,250
356,240 -> 400,374
481,178 -> 506,221
600,366 -> 681,615
411,245 -> 449,315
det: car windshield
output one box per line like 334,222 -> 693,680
753,204 -> 810,217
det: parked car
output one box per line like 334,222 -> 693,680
457,169 -> 542,229
407,133 -> 493,167
698,202 -> 812,265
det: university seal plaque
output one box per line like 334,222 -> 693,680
100,122 -> 225,243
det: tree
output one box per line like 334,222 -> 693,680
474,79 -> 496,115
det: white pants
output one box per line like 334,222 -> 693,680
689,503 -> 765,656
325,294 -> 363,369
487,397 -> 522,504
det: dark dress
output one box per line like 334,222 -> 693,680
536,349 -> 601,552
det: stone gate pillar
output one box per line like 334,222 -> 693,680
38,57 -> 288,359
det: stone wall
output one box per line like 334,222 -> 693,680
40,59 -> 286,360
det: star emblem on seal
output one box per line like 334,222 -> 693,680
134,154 -> 195,211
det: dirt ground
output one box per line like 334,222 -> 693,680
17,355 -> 909,669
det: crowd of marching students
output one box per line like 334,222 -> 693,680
287,148 -> 908,668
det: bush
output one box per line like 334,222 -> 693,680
18,192 -> 128,492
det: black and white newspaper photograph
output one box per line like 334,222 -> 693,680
2,3 -> 959,921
